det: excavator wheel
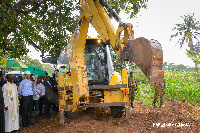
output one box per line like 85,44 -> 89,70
110,106 -> 124,117
65,111 -> 80,119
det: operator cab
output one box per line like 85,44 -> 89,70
84,39 -> 114,85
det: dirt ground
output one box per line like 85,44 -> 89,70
18,99 -> 200,133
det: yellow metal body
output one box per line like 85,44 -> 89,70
65,15 -> 89,111
79,0 -> 133,55
59,0 -> 133,113
57,1 -> 164,125
58,65 -> 129,110
104,70 -> 129,103
109,71 -> 122,85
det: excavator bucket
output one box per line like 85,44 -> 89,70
120,37 -> 164,86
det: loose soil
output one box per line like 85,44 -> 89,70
18,99 -> 200,133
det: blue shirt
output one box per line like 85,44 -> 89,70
18,78 -> 33,96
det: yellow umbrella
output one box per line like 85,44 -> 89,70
0,58 -> 27,68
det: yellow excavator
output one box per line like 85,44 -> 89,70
58,0 -> 164,125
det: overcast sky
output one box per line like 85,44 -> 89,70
131,0 -> 200,67
29,0 -> 200,67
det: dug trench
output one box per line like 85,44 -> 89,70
18,99 -> 200,133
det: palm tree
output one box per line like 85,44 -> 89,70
171,13 -> 200,73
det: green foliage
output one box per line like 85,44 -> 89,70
162,62 -> 196,72
21,56 -> 43,69
164,70 -> 200,106
186,49 -> 200,73
106,0 -> 148,18
0,0 -> 79,58
134,70 -> 200,106
0,0 -> 148,59
111,46 -> 136,73
194,42 -> 200,56
43,64 -> 54,76
186,49 -> 200,64
131,69 -> 149,84
171,13 -> 200,48
135,84 -> 154,105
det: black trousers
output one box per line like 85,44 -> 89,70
39,97 -> 44,115
52,96 -> 59,113
44,97 -> 51,118
22,96 -> 33,126
0,86 -> 5,133
34,100 -> 40,122
0,103 -> 5,133
19,98 -> 23,115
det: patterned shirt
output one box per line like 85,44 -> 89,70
128,76 -> 135,88
18,78 -> 33,96
33,82 -> 45,100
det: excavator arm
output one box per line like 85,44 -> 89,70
65,0 -> 164,111
81,0 -> 164,87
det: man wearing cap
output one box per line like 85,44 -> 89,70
18,71 -> 34,127
128,71 -> 138,108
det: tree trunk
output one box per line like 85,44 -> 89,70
188,38 -> 199,74
189,37 -> 194,55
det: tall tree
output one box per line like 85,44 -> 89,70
0,0 -> 79,58
0,0 -> 147,59
171,13 -> 200,73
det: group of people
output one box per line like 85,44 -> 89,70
0,71 -> 58,133
0,70 -> 141,132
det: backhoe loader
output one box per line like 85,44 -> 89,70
58,0 -> 164,125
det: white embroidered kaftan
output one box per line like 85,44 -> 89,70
2,82 -> 19,132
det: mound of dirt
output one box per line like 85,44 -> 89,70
18,99 -> 200,133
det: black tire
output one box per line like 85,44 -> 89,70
65,111 -> 79,119
110,106 -> 124,117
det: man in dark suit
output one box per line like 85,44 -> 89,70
50,74 -> 59,113
42,75 -> 53,119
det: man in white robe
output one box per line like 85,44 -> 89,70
2,74 -> 19,132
